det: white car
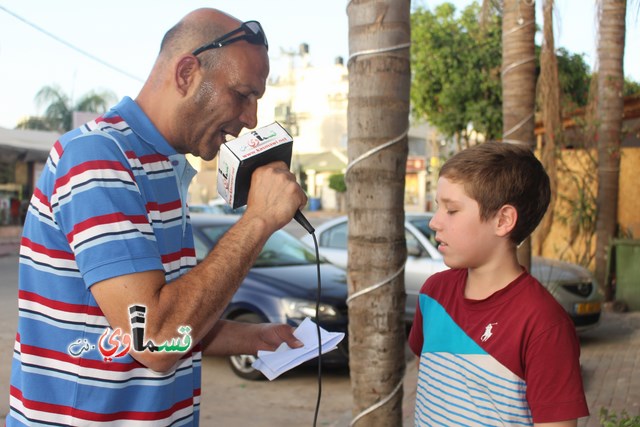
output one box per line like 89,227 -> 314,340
301,213 -> 602,332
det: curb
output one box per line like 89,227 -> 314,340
0,241 -> 20,258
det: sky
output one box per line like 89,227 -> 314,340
0,0 -> 638,129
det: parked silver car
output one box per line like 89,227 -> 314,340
301,213 -> 602,332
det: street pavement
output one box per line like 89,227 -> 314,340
1,220 -> 639,426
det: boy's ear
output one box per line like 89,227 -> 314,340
495,204 -> 517,237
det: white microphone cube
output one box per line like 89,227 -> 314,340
217,122 -> 293,209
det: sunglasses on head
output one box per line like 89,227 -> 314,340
192,20 -> 268,56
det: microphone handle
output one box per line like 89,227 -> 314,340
294,209 -> 315,234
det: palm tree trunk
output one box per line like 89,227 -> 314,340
594,0 -> 626,298
346,0 -> 410,425
535,0 -> 561,255
501,0 -> 537,269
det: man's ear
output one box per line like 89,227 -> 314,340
175,55 -> 200,97
495,204 -> 517,237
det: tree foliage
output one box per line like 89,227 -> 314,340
411,2 -> 597,141
15,116 -> 51,131
16,85 -> 116,132
550,47 -> 591,111
411,2 -> 502,140
623,78 -> 640,96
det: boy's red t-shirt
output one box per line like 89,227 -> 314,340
408,268 -> 589,425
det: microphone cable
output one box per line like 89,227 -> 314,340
310,231 -> 322,427
294,211 -> 323,427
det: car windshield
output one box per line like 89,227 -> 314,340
189,205 -> 228,214
189,204 -> 245,215
198,225 -> 319,267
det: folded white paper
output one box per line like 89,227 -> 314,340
252,317 -> 345,380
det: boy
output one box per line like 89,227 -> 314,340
408,142 -> 588,426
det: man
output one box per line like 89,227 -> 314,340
8,8 -> 305,426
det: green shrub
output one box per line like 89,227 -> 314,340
328,174 -> 346,193
599,408 -> 640,427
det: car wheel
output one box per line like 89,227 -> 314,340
228,312 -> 267,381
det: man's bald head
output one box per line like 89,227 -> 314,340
157,9 -> 242,68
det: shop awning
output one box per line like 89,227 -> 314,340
0,127 -> 60,163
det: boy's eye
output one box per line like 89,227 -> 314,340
447,210 -> 457,215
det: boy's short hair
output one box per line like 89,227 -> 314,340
439,142 -> 551,244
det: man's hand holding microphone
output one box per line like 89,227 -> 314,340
243,161 -> 308,234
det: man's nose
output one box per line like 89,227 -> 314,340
240,99 -> 258,129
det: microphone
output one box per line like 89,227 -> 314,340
293,210 -> 315,234
216,122 -> 315,234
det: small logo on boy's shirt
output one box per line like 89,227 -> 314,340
481,322 -> 498,342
